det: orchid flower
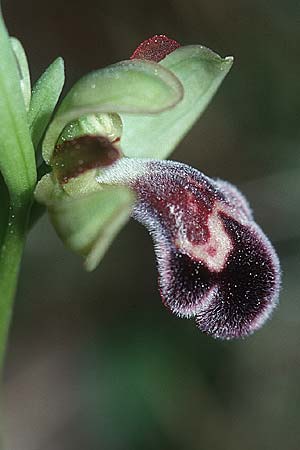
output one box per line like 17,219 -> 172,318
35,36 -> 281,340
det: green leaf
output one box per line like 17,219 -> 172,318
0,10 -> 36,200
10,37 -> 31,111
120,45 -> 233,159
0,11 -> 37,374
42,59 -> 183,163
0,173 -> 9,246
28,57 -> 65,149
35,174 -> 135,271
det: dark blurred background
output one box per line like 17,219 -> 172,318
2,0 -> 300,449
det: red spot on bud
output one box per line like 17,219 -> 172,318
130,35 -> 180,62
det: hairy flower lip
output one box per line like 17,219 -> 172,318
195,218 -> 281,340
96,157 -> 281,339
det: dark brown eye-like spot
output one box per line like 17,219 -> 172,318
96,158 -> 281,339
130,35 -> 180,62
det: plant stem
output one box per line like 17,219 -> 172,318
0,200 -> 30,373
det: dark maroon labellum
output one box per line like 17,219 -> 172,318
52,135 -> 121,184
130,35 -> 181,62
96,159 -> 281,340
133,161 -> 280,339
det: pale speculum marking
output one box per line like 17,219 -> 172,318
175,202 -> 233,272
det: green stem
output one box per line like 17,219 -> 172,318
0,200 -> 30,373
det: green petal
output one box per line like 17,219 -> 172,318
120,45 -> 233,159
28,57 -> 65,149
42,59 -> 183,163
58,113 -> 122,146
10,37 -> 31,111
35,174 -> 135,271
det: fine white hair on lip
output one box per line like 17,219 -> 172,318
95,158 -> 149,185
215,179 -> 253,220
96,157 -> 281,339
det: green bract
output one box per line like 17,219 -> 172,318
0,20 -> 36,201
35,42 -> 233,270
10,37 -> 31,111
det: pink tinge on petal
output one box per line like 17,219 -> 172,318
130,35 -> 180,62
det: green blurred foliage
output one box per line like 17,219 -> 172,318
2,0 -> 300,449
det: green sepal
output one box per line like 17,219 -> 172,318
121,45 -> 233,159
35,174 -> 135,271
10,37 -> 31,111
42,59 -> 183,163
28,57 -> 65,149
